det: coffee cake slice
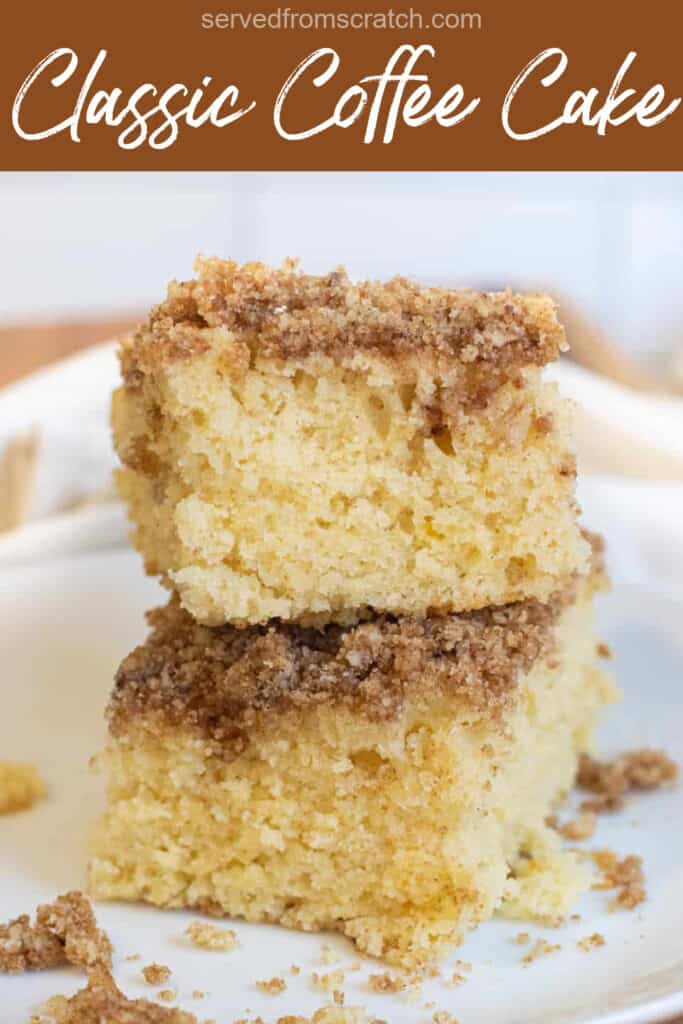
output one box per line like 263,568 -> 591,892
89,548 -> 615,967
113,258 -> 588,626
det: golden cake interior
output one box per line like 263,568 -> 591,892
113,258 -> 589,626
90,556 -> 616,967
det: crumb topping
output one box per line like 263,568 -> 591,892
0,892 -> 111,974
108,578 -> 579,746
41,968 -> 199,1023
578,749 -> 678,813
0,760 -> 45,815
122,259 -> 565,415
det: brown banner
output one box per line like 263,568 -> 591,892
3,0 -> 683,170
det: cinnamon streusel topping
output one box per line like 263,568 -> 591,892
107,583 -> 580,750
121,258 -> 566,412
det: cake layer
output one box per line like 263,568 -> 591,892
113,258 -> 588,626
89,554 -> 615,966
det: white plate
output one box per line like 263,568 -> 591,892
1,548 -> 683,1024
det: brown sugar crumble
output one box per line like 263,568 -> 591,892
578,749 -> 678,813
256,977 -> 287,995
0,892 -> 111,974
41,968 -> 199,1024
577,933 -> 606,952
0,760 -> 46,815
126,259 -> 566,414
143,963 -> 172,986
109,581 -> 579,745
185,921 -> 239,951
592,850 -> 646,910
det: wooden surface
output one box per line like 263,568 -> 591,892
0,314 -> 141,389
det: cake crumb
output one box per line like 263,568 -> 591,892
450,972 -> 467,986
158,989 -> 177,1002
521,939 -> 561,965
319,944 -> 339,965
367,972 -> 407,994
312,969 -> 345,992
433,1012 -> 459,1024
333,990 -> 345,1006
256,977 -> 287,995
290,964 -> 301,975
0,761 -> 45,815
513,932 -> 531,945
0,892 -> 111,974
126,953 -> 142,961
192,989 -> 205,999
143,963 -> 172,986
577,933 -> 606,952
453,960 -> 471,973
592,850 -> 646,909
559,811 -> 597,841
185,921 -> 238,951
578,749 -> 678,813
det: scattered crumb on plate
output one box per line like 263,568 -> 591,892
592,850 -> 646,909
578,749 -> 678,813
0,761 -> 46,815
312,969 -> 345,992
185,921 -> 239,951
143,963 -> 172,985
521,939 -> 561,966
0,891 -> 111,974
256,976 -> 287,994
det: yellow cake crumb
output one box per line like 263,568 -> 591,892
185,921 -> 238,951
0,761 -> 45,815
256,977 -> 287,994
521,938 -> 561,965
158,989 -> 177,1002
312,970 -> 345,992
577,933 -> 605,952
367,973 -> 407,994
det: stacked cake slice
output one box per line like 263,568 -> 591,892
90,259 -> 615,966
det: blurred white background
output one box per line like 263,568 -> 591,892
0,171 -> 682,362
